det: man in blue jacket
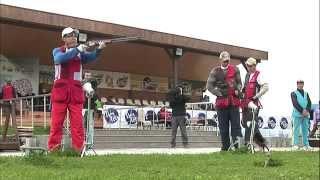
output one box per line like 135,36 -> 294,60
291,80 -> 312,151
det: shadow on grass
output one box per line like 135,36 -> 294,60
254,158 -> 283,167
23,152 -> 55,167
48,149 -> 80,157
22,148 -> 80,167
228,147 -> 284,168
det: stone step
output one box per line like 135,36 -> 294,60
92,129 -> 220,149
93,135 -> 219,142
94,129 -> 218,136
93,141 -> 221,149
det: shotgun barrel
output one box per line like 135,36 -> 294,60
86,36 -> 140,47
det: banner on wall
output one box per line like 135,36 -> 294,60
102,105 -> 292,137
102,105 -> 217,129
0,55 -> 39,96
102,105 -> 140,128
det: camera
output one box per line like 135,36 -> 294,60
167,85 -> 190,103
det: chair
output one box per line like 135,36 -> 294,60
126,99 -> 134,106
142,100 -> 149,106
150,100 -> 157,106
137,108 -> 152,130
157,101 -> 165,106
134,99 -> 142,106
186,103 -> 193,109
118,98 -> 125,105
164,101 -> 170,107
111,97 -> 117,104
100,97 -> 107,103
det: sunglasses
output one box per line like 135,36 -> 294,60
64,32 -> 77,38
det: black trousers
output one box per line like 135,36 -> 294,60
217,106 -> 242,150
171,115 -> 188,147
241,108 -> 266,146
1,101 -> 15,141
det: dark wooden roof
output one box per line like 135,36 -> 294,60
0,4 -> 268,60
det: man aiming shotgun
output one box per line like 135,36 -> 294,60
48,27 -> 139,153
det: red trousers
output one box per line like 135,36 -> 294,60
48,79 -> 85,152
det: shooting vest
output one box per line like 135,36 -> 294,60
2,84 -> 15,100
242,71 -> 260,108
292,90 -> 309,118
51,46 -> 84,104
54,46 -> 82,82
215,65 -> 241,109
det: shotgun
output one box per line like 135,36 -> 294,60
85,36 -> 140,51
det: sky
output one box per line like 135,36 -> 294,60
1,0 -> 319,116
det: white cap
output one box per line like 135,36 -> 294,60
219,51 -> 230,61
61,27 -> 78,38
246,57 -> 257,66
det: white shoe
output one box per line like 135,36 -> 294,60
292,145 -> 300,151
302,146 -> 312,151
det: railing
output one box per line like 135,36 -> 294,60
185,102 -> 218,134
0,94 -> 51,128
0,94 -> 218,133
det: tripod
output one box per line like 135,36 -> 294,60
247,108 -> 257,154
81,94 -> 97,157
228,136 -> 242,151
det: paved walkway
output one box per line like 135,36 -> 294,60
0,147 -> 318,157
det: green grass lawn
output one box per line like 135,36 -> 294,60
0,151 -> 319,180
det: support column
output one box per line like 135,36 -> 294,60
165,47 -> 184,88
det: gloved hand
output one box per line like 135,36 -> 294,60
248,101 -> 258,110
77,44 -> 88,52
246,121 -> 252,128
97,41 -> 106,49
83,82 -> 94,97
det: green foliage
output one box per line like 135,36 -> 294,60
0,126 -> 50,137
0,126 -> 16,135
33,126 -> 50,135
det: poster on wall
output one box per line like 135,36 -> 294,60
179,80 -> 206,96
0,54 -> 39,96
131,74 -> 168,92
101,71 -> 114,88
113,72 -> 130,90
83,69 -> 105,88
87,70 -> 130,90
